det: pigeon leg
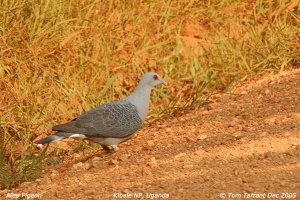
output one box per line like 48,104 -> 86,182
111,145 -> 119,152
100,144 -> 119,153
101,145 -> 113,152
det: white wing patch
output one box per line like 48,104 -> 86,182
69,134 -> 87,139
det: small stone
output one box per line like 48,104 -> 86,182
134,146 -> 143,152
147,140 -> 155,147
91,156 -> 104,163
205,105 -> 213,111
122,189 -> 131,194
175,153 -> 186,159
242,178 -> 248,183
248,127 -> 256,131
264,89 -> 270,94
72,162 -> 91,170
118,154 -> 129,162
43,177 -> 52,185
166,128 -> 172,132
185,136 -> 195,142
72,162 -> 85,170
197,134 -> 207,140
50,169 -> 59,177
142,167 -> 152,176
108,159 -> 119,165
260,132 -> 268,137
264,152 -> 273,158
178,188 -> 185,192
234,170 -> 238,175
182,164 -> 193,169
228,121 -> 236,127
282,131 -> 292,137
245,186 -> 254,193
147,157 -> 158,168
21,181 -> 31,186
233,131 -> 244,138
265,117 -> 277,125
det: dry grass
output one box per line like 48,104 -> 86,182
0,0 -> 299,188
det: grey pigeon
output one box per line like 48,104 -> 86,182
35,72 -> 166,152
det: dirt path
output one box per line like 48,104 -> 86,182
1,69 -> 300,200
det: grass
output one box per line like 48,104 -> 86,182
0,0 -> 299,188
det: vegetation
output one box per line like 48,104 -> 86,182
0,0 -> 299,188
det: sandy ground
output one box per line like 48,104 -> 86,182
1,68 -> 299,200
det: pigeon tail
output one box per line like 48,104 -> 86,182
35,132 -> 75,145
35,135 -> 63,145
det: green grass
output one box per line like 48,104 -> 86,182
0,0 -> 299,188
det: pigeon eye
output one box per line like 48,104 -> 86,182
153,75 -> 158,80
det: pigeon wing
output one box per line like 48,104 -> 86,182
53,101 -> 143,138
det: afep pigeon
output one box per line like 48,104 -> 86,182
35,72 -> 165,152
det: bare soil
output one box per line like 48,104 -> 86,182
1,69 -> 300,200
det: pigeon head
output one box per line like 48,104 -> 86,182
122,72 -> 166,120
139,72 -> 166,88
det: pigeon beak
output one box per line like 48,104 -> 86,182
160,79 -> 167,85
